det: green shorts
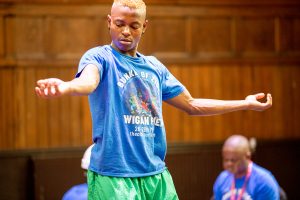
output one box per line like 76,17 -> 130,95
87,169 -> 179,200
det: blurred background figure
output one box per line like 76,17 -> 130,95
213,135 -> 283,200
62,144 -> 94,200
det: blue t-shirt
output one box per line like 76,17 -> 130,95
213,163 -> 280,200
76,45 -> 185,177
62,183 -> 87,200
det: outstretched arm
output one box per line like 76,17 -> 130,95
165,89 -> 272,116
35,64 -> 100,98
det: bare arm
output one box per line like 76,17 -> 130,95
165,89 -> 272,116
35,64 -> 100,98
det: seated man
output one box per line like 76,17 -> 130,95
213,135 -> 280,200
62,144 -> 94,200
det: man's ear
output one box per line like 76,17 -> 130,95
246,151 -> 252,159
107,15 -> 112,30
142,19 -> 148,34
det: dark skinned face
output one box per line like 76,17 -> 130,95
222,147 -> 249,178
107,4 -> 147,57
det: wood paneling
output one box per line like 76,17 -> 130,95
0,1 -> 300,150
193,18 -> 232,53
9,17 -> 45,59
0,17 -> 4,58
0,155 -> 34,200
1,141 -> 299,200
47,16 -> 107,59
1,0 -> 300,5
236,17 -> 276,54
280,17 -> 300,52
0,67 -> 17,149
164,64 -> 300,142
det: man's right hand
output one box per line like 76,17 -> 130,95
35,78 -> 70,98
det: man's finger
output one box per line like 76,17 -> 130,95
255,93 -> 265,100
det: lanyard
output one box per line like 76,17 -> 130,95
230,161 -> 253,200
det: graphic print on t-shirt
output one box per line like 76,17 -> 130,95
222,189 -> 252,200
119,69 -> 163,138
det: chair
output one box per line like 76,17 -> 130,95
280,187 -> 288,200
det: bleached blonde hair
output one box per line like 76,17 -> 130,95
113,0 -> 146,16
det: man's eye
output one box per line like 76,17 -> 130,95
131,24 -> 141,30
131,25 -> 139,29
115,22 -> 123,27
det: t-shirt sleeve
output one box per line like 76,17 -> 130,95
213,172 -> 227,200
147,56 -> 185,101
254,174 -> 280,200
75,47 -> 104,79
162,68 -> 186,100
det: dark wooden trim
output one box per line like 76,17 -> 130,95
1,55 -> 300,68
0,4 -> 299,17
1,0 -> 300,6
0,140 -> 299,200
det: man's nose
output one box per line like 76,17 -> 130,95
224,161 -> 232,168
122,26 -> 130,35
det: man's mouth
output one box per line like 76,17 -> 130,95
119,39 -> 132,44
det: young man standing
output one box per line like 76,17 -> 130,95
35,0 -> 272,199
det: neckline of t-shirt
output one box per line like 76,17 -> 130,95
108,45 -> 144,62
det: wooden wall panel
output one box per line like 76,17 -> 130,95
0,17 -> 4,58
0,64 -> 92,150
0,68 -> 16,149
1,140 -> 299,200
163,64 -> 300,142
0,1 -> 299,150
146,17 -> 187,54
280,17 -> 300,52
47,16 -> 107,59
32,66 -> 92,148
236,17 -> 275,54
193,18 -> 232,54
11,17 -> 45,59
2,0 -> 300,5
